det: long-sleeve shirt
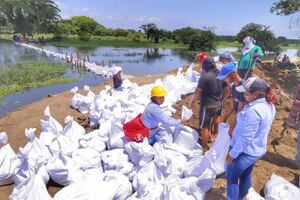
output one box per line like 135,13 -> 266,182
229,98 -> 276,159
238,45 -> 264,70
142,102 -> 180,129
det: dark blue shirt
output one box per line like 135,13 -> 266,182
231,80 -> 246,112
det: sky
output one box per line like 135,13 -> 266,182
55,0 -> 300,39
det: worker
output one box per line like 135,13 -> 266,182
189,57 -> 229,151
112,67 -> 123,90
237,36 -> 263,79
217,51 -> 234,71
217,62 -> 247,136
123,86 -> 187,145
226,77 -> 276,200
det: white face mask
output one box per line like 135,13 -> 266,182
244,39 -> 253,49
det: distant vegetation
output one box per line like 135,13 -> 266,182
0,61 -> 77,98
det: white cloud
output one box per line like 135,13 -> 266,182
128,16 -> 162,23
81,8 -> 89,12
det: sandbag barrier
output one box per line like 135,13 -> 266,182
15,42 -> 121,77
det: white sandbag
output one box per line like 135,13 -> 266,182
173,125 -> 199,150
79,131 -> 106,153
77,86 -> 95,114
205,122 -> 230,175
43,106 -> 63,134
70,87 -> 84,109
13,155 -> 49,186
107,121 -> 129,149
101,149 -> 134,178
153,143 -> 187,177
0,132 -> 19,185
133,161 -> 165,197
20,128 -> 52,165
124,139 -> 155,167
39,120 -> 56,146
155,126 -> 174,144
184,156 -> 204,177
164,186 -> 196,200
127,185 -> 164,200
63,115 -> 85,144
264,174 -> 300,200
46,153 -> 84,186
197,167 -> 216,192
9,166 -> 53,200
246,187 -> 265,200
72,148 -> 102,170
182,106 -> 193,120
49,133 -> 79,156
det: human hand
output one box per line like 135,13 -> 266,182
189,99 -> 194,108
226,154 -> 233,164
253,52 -> 258,59
181,119 -> 188,125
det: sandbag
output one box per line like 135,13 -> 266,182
39,120 -> 56,146
20,128 -> 52,165
79,131 -> 106,153
46,153 -> 84,186
124,139 -> 155,167
181,106 -> 193,120
264,174 -> 300,200
43,106 -> 63,134
9,165 -> 53,200
70,87 -> 84,109
184,156 -> 204,177
205,122 -> 230,175
246,187 -> 265,200
101,149 -> 134,178
49,133 -> 79,156
108,121 -> 129,149
63,115 -> 85,144
173,125 -> 199,150
0,132 -> 19,185
197,167 -> 216,192
72,148 -> 102,170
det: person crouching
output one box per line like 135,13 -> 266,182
123,86 -> 187,145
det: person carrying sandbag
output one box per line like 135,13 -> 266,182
237,36 -> 263,80
123,86 -> 187,145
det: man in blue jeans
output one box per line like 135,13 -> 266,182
225,77 -> 276,200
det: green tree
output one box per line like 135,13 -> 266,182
71,16 -> 102,34
140,23 -> 157,40
235,23 -> 280,52
270,0 -> 300,16
173,27 -> 200,44
1,0 -> 61,36
189,28 -> 217,51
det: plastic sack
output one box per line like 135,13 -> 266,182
63,115 -> 85,144
46,153 -> 84,186
246,187 -> 265,200
264,174 -> 300,200
173,125 -> 199,150
49,132 -> 79,156
124,139 -> 155,167
184,156 -> 204,177
197,167 -> 216,192
108,121 -> 129,149
72,148 -> 102,170
0,132 -> 19,185
79,131 -> 106,153
70,87 -> 84,109
43,106 -> 63,134
20,128 -> 52,165
101,149 -> 134,178
9,165 -> 53,200
39,120 -> 56,146
182,106 -> 193,120
205,122 -> 230,175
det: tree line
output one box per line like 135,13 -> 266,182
0,0 -> 299,52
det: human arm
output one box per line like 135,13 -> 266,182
189,88 -> 202,107
228,109 -> 260,159
152,105 -> 181,127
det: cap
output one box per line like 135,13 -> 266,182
236,77 -> 268,93
112,66 -> 122,75
219,52 -> 233,62
217,62 -> 236,80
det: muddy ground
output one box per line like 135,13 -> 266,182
0,63 -> 299,199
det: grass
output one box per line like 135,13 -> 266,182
0,61 -> 77,98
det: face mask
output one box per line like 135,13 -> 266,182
243,38 -> 253,49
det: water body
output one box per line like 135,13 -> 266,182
0,42 -> 191,116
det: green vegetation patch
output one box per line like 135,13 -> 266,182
0,61 -> 77,98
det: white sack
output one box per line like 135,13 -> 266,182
173,125 -> 199,150
43,106 -> 63,134
0,132 -> 19,185
72,148 -> 102,170
63,115 -> 85,144
182,106 -> 193,120
107,121 -> 129,149
9,166 -> 53,200
246,187 -> 265,200
79,131 -> 106,153
39,120 -> 56,146
264,174 -> 300,200
124,139 -> 155,167
49,133 -> 79,156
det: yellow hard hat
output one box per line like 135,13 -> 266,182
151,86 -> 167,97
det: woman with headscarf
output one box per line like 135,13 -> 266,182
237,36 -> 263,79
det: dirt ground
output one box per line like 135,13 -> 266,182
0,63 -> 299,199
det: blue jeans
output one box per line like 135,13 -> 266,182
226,153 -> 260,200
